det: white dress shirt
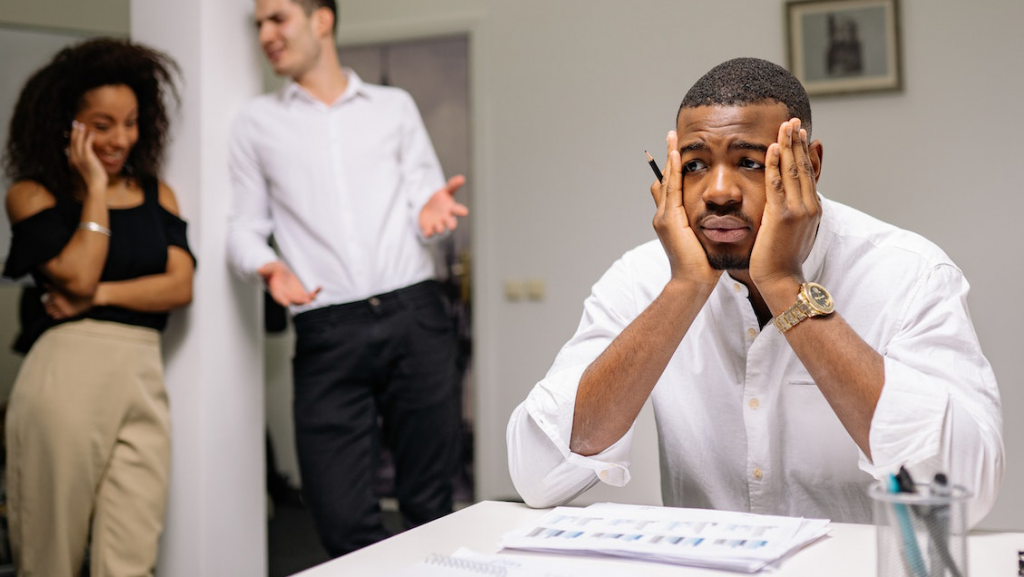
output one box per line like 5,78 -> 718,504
507,197 -> 1003,526
227,69 -> 445,313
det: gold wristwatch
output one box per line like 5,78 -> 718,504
771,282 -> 835,334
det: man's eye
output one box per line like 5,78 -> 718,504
739,158 -> 765,170
682,160 -> 706,173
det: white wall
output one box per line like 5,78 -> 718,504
0,0 -> 128,34
131,1 -> 267,574
335,0 -> 1024,530
0,1 -> 268,574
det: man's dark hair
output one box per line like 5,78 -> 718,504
4,37 -> 180,199
678,57 -> 812,134
291,0 -> 337,33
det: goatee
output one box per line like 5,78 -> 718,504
706,253 -> 751,271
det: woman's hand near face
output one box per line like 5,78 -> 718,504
68,120 -> 108,194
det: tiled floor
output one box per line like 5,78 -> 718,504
267,495 -> 433,577
266,495 -> 332,577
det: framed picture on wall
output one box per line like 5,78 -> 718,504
786,0 -> 901,96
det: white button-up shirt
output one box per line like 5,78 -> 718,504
507,197 -> 1003,526
227,69 -> 444,312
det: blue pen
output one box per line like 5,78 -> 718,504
888,473 -> 928,577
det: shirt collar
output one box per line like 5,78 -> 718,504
280,67 -> 370,106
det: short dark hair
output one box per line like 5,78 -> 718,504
4,37 -> 180,198
291,0 -> 337,33
678,57 -> 812,134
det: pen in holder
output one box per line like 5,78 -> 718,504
869,476 -> 971,577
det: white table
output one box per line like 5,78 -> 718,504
293,501 -> 1024,576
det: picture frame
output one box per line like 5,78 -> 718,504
786,0 -> 902,96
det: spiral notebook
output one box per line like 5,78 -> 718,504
384,548 -> 577,577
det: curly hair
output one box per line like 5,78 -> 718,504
3,37 -> 180,197
678,57 -> 812,135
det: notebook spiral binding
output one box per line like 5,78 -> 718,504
423,553 -> 508,576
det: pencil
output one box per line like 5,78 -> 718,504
645,150 -> 663,182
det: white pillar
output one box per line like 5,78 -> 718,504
130,1 -> 267,575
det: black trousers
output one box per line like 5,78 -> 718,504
291,280 -> 460,557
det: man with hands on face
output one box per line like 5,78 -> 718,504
506,58 -> 1003,526
227,0 -> 467,557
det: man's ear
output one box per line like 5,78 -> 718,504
312,7 -> 335,40
809,139 -> 824,181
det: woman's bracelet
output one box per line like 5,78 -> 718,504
78,221 -> 112,237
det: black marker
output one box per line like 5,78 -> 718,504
926,473 -> 964,577
645,150 -> 663,182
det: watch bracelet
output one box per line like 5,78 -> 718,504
772,290 -> 812,333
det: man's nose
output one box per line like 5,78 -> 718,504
258,23 -> 274,46
702,165 -> 741,206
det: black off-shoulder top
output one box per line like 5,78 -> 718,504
2,176 -> 196,353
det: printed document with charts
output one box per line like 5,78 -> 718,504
499,502 -> 831,573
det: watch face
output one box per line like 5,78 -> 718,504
805,283 -> 835,314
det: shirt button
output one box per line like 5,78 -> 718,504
747,328 -> 757,339
753,468 -> 764,480
368,297 -> 381,307
748,398 -> 760,410
599,470 -> 608,480
733,283 -> 743,293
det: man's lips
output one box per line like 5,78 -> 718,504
264,45 -> 283,62
700,215 -> 751,244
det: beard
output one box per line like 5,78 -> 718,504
706,252 -> 751,270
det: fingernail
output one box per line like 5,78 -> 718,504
786,125 -> 792,138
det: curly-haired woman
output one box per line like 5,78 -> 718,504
2,38 -> 194,576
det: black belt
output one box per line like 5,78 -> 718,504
293,280 -> 439,327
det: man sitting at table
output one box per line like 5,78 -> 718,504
505,57 -> 1003,526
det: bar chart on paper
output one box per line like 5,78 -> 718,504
500,502 -> 831,573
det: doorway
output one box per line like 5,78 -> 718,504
338,33 -> 475,507
264,33 -> 474,577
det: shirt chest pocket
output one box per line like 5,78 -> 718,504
777,367 -> 863,478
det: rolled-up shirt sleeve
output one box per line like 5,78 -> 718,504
507,253 -> 644,508
227,109 -> 279,282
864,263 -> 1003,527
395,91 -> 445,242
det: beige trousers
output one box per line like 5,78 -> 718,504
5,319 -> 171,577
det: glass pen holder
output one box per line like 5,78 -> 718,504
869,481 -> 971,577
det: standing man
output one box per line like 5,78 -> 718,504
228,0 -> 468,556
507,58 -> 1003,526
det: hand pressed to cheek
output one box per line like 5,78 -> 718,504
650,130 -> 722,288
748,118 -> 822,293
